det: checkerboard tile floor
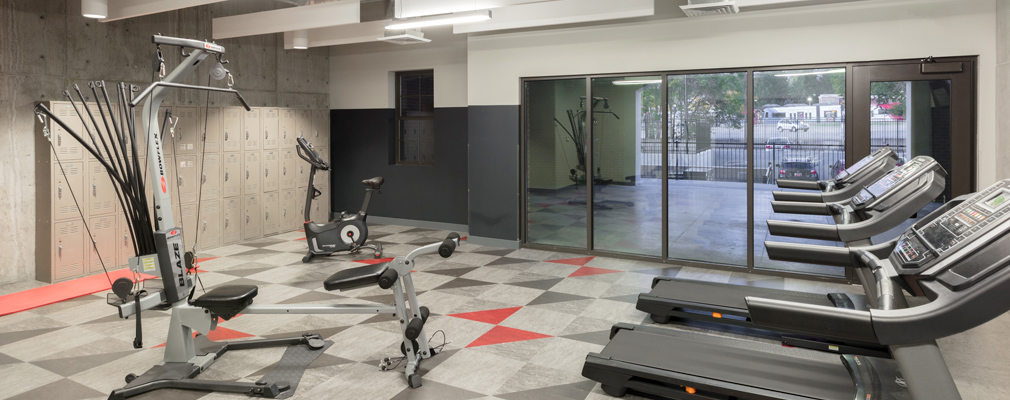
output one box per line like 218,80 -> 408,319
0,223 -> 1005,400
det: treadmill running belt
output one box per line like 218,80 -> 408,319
601,328 -> 856,400
650,279 -> 837,312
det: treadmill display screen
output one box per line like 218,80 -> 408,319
865,158 -> 922,198
835,151 -> 879,181
915,183 -> 1010,255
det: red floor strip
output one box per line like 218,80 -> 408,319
569,266 -> 621,277
448,307 -> 522,325
547,256 -> 596,266
0,268 -> 156,316
353,258 -> 395,265
152,326 -> 254,348
467,325 -> 551,347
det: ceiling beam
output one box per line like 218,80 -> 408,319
453,0 -> 654,34
282,20 -> 390,49
101,0 -> 228,22
397,0 -> 556,18
213,1 -> 361,40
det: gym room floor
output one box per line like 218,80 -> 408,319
0,224 -> 1008,400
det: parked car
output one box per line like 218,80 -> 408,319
765,137 -> 791,151
777,119 -> 810,132
779,158 -> 819,181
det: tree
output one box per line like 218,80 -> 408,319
870,81 -> 906,117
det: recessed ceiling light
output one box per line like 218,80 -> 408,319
81,0 -> 107,19
386,10 -> 491,30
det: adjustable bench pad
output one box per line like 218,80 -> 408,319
192,285 -> 258,320
324,262 -> 389,291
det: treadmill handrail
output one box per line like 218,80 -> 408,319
776,179 -> 824,190
745,296 -> 878,343
770,201 -> 832,215
764,240 -> 898,268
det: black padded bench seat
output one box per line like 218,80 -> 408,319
192,285 -> 258,320
325,262 -> 389,291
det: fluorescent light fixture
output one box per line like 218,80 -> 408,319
292,30 -> 309,49
81,0 -> 107,19
613,79 -> 662,86
386,10 -> 491,30
774,69 -> 845,77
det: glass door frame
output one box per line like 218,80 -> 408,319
519,57 -> 977,284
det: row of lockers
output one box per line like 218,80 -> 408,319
37,101 -> 332,283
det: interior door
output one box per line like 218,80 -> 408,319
852,57 -> 975,201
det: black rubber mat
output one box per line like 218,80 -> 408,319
261,339 -> 334,399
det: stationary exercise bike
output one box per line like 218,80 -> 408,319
297,137 -> 383,262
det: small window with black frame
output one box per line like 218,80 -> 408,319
395,70 -> 435,165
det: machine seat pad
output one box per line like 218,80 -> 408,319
324,262 -> 390,291
362,177 -> 384,189
192,285 -> 258,320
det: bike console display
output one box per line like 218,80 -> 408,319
297,137 -> 328,170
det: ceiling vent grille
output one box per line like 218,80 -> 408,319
377,30 -> 431,45
680,0 -> 739,17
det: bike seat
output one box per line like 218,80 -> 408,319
361,177 -> 384,190
192,285 -> 258,321
324,262 -> 389,291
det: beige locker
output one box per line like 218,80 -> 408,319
175,155 -> 199,204
118,214 -> 133,268
297,190 -> 308,225
262,150 -> 279,193
282,188 -> 301,232
221,107 -> 243,152
88,160 -> 117,216
297,158 -> 309,188
311,184 -> 330,223
50,103 -> 84,161
179,203 -> 198,250
314,147 -> 330,188
243,151 -> 261,194
222,197 -> 242,244
243,108 -> 261,151
172,106 -> 199,154
280,109 -> 299,151
87,216 -> 117,273
263,191 -> 280,235
202,107 -> 222,153
281,149 -> 298,190
222,152 -> 242,198
243,194 -> 262,240
262,108 -> 279,150
298,110 -> 312,140
201,153 -> 221,200
197,200 -> 221,250
53,161 -> 85,221
312,109 -> 329,147
53,220 -> 85,281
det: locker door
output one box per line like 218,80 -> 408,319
222,153 -> 242,198
176,155 -> 199,204
202,107 -> 222,153
243,151 -> 261,194
263,192 -> 279,235
201,153 -> 221,200
87,216 -> 117,273
312,184 -> 330,223
88,160 -> 117,216
179,203 -> 198,250
280,109 -> 298,151
53,161 -> 85,221
262,108 -> 279,150
198,200 -> 221,250
298,190 -> 308,225
243,194 -> 262,240
314,148 -> 330,188
262,150 -> 279,192
281,149 -> 297,190
282,189 -> 300,232
118,214 -> 132,268
221,107 -> 243,152
172,106 -> 199,155
298,110 -> 312,142
51,102 -> 84,161
243,108 -> 261,151
222,197 -> 242,244
53,220 -> 85,280
312,109 -> 329,148
297,158 -> 309,188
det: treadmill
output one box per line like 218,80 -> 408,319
775,146 -> 898,204
585,179 -> 1010,400
638,156 -> 946,354
767,155 -> 946,244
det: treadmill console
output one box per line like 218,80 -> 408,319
851,157 -> 927,207
835,147 -> 891,182
891,180 -> 1010,287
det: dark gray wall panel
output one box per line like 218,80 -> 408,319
329,108 -> 468,224
468,105 -> 520,241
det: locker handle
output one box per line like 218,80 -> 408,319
202,174 -> 207,184
58,133 -> 62,146
58,185 -> 63,199
283,166 -> 286,176
225,172 -> 229,182
58,243 -> 63,259
124,232 -> 129,246
203,221 -> 207,231
93,182 -> 97,197
225,131 -> 229,141
246,213 -> 249,224
264,130 -> 269,140
265,168 -> 269,178
178,176 -> 183,187
246,170 -> 249,180
265,211 -> 269,221
225,217 -> 229,228
245,131 -> 249,140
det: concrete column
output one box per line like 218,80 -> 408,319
997,1 -> 1010,181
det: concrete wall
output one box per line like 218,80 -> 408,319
998,1 -> 1010,182
467,0 -> 1000,188
0,0 -> 329,285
